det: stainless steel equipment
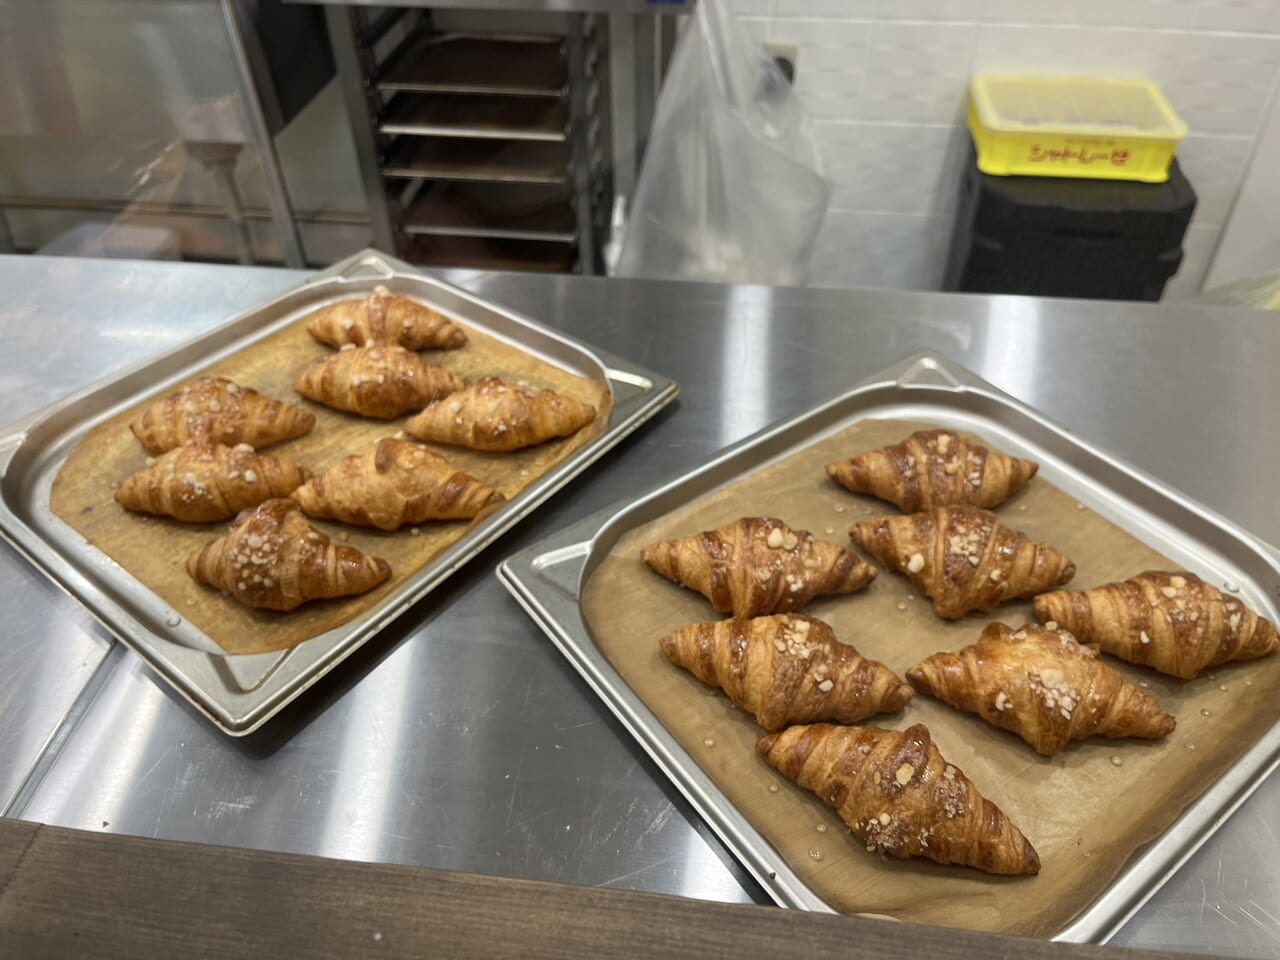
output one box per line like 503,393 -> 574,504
2,255 -> 1277,957
323,8 -> 606,273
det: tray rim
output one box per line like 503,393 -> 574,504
0,248 -> 680,736
496,350 -> 1280,943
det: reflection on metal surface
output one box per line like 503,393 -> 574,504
4,257 -> 1279,956
317,653 -> 413,863
978,295 -> 1042,403
718,283 -> 779,447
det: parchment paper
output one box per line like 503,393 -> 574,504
580,418 -> 1280,937
51,310 -> 612,654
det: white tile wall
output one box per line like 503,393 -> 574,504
734,0 -> 1280,298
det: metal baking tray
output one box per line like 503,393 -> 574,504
380,93 -> 569,142
403,183 -> 576,244
383,137 -> 570,186
404,235 -> 577,274
497,352 -> 1280,942
0,249 -> 678,737
378,33 -> 567,98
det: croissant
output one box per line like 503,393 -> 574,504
186,498 -> 392,611
130,377 -> 315,454
827,430 -> 1038,512
660,615 -> 912,730
404,377 -> 596,452
1034,571 -> 1280,679
295,345 -> 464,419
115,442 -> 310,523
758,723 -> 1039,876
642,518 -> 877,618
849,506 -> 1075,620
292,438 -> 505,531
307,285 -> 466,350
908,623 -> 1175,755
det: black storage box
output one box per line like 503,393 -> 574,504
943,144 -> 1197,301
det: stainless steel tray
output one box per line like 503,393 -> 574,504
379,93 -> 569,142
496,352 -> 1280,942
377,33 -> 568,98
383,138 -> 571,185
0,249 -> 678,737
403,183 -> 576,244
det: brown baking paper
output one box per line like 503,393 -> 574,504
580,417 -> 1280,937
51,309 -> 612,654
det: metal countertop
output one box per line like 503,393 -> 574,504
1,256 -> 1277,955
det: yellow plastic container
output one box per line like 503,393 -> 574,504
968,75 -> 1188,183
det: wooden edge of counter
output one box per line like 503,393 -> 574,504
0,817 -> 1190,960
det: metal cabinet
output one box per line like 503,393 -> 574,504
324,5 -> 611,273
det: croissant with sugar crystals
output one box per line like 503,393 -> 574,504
130,377 -> 315,454
660,614 -> 912,730
909,623 -> 1176,755
404,377 -> 595,452
827,429 -> 1038,512
292,438 -> 504,530
758,723 -> 1040,875
850,506 -> 1074,620
296,345 -> 463,419
643,517 -> 876,618
187,499 -> 391,611
115,442 -> 309,523
1034,571 -> 1279,679
307,286 -> 466,350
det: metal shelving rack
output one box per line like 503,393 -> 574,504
324,6 -> 608,274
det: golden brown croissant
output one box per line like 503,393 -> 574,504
306,285 -> 466,350
660,614 -> 912,730
404,377 -> 596,452
1034,571 -> 1280,679
130,377 -> 315,454
827,429 -> 1038,512
115,442 -> 310,523
295,345 -> 464,419
849,506 -> 1075,620
758,723 -> 1039,875
908,623 -> 1175,755
186,498 -> 391,611
642,517 -> 877,618
292,438 -> 504,531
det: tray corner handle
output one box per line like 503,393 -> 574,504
335,251 -> 399,282
890,352 -> 973,391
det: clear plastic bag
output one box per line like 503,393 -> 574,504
615,0 -> 831,286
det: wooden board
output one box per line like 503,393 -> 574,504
580,417 -> 1280,937
49,305 -> 612,655
0,818 -> 1193,960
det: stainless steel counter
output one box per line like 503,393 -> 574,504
2,255 -> 1278,955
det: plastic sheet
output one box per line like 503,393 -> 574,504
615,0 -> 831,286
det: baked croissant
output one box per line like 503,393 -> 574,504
295,345 -> 464,419
758,723 -> 1039,876
908,623 -> 1176,755
1034,572 -> 1280,679
404,377 -> 596,452
849,506 -> 1075,620
115,442 -> 310,523
660,615 -> 912,730
307,285 -> 466,350
292,438 -> 505,531
187,499 -> 391,611
827,429 -> 1038,512
642,518 -> 877,618
130,377 -> 315,454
